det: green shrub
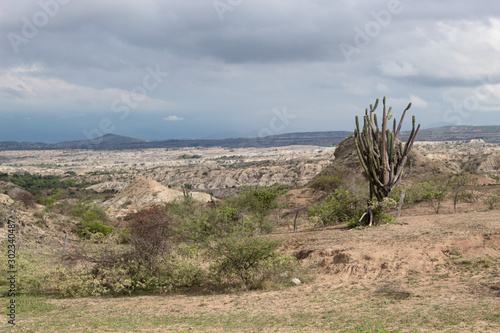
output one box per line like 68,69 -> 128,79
160,256 -> 207,289
347,219 -> 361,229
450,172 -> 479,204
13,255 -> 47,295
210,155 -> 245,161
178,154 -> 202,159
421,180 -> 450,214
403,184 -> 427,204
309,165 -> 349,193
85,257 -> 206,295
49,245 -> 207,296
0,172 -> 95,191
308,189 -> 362,226
372,210 -> 394,225
70,201 -> 107,220
167,198 -> 198,218
356,197 -> 396,227
178,203 -> 241,242
74,202 -> 114,239
228,184 -> 287,234
52,266 -> 111,297
388,186 -> 403,203
76,219 -> 115,239
35,189 -> 61,208
208,235 -> 295,288
484,190 -> 500,210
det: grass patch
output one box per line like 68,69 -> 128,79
2,289 -> 500,332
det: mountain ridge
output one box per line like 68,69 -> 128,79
0,125 -> 499,150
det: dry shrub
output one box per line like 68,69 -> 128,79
126,205 -> 176,267
16,190 -> 36,208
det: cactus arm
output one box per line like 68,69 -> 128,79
380,98 -> 388,185
394,102 -> 412,141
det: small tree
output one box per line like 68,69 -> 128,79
421,180 -> 450,214
354,97 -> 420,225
228,184 -> 286,234
449,172 -> 478,213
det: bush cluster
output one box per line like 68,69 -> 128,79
227,184 -> 287,234
0,172 -> 94,191
12,183 -> 300,297
208,235 -> 296,289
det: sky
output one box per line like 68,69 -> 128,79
1,0 -> 500,143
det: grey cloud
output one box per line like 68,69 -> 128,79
0,87 -> 26,99
1,0 -> 500,141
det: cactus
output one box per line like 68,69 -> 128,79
354,97 -> 420,203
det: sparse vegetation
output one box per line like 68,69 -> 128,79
210,155 -> 245,161
228,184 -> 288,233
15,189 -> 36,208
421,179 -> 450,214
308,189 -> 362,226
484,190 -> 500,210
178,154 -> 202,159
0,172 -> 95,191
309,165 -> 349,193
208,235 -> 296,288
3,137 -> 500,332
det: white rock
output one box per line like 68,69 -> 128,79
291,278 -> 301,285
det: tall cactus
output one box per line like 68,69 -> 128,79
354,97 -> 420,203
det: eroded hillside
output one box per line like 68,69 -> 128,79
0,145 -> 335,197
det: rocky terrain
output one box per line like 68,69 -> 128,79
101,178 -> 212,217
0,145 -> 336,198
413,139 -> 500,175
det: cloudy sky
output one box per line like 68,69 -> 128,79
1,0 -> 500,142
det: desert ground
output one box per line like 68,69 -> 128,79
1,139 -> 500,332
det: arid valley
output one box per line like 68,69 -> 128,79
1,136 -> 500,332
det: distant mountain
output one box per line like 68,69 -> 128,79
54,134 -> 148,149
0,134 -> 148,150
0,126 -> 499,150
399,125 -> 500,143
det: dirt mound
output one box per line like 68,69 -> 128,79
0,193 -> 14,205
103,178 -> 212,215
330,134 -> 363,172
408,148 -> 456,183
0,180 -> 27,201
286,211 -> 500,285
